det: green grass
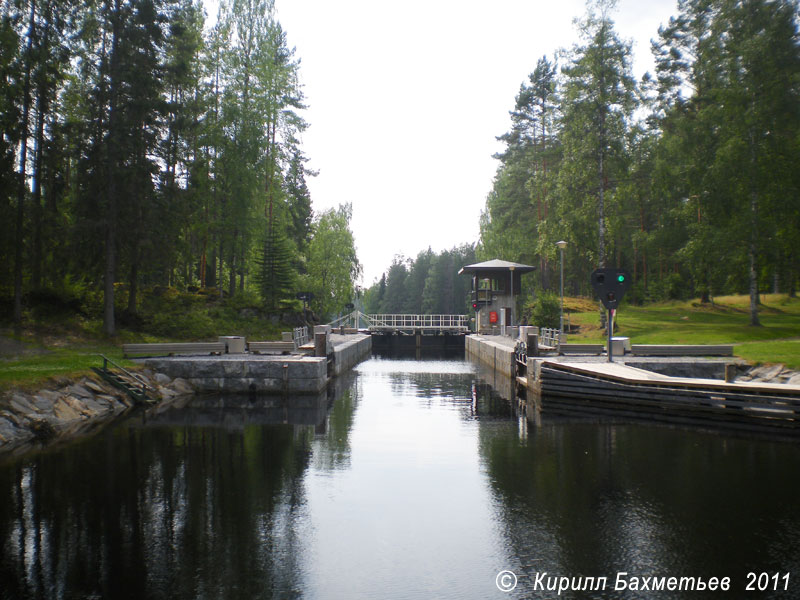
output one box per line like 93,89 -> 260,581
733,340 -> 800,369
0,289 -> 290,391
566,294 -> 800,369
0,347 -> 129,389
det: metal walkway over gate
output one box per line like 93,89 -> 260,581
328,311 -> 469,335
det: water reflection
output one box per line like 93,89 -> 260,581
1,357 -> 800,599
480,420 -> 800,598
0,372 -> 363,600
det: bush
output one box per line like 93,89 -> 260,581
647,272 -> 690,302
531,291 -> 562,329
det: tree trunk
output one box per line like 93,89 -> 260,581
598,150 -> 605,268
31,81 -> 47,290
748,122 -> 760,326
238,239 -> 245,292
13,0 -> 36,328
749,242 -> 760,326
103,0 -> 123,337
218,237 -> 224,298
229,229 -> 237,297
127,255 -> 138,314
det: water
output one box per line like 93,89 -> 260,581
2,355 -> 800,599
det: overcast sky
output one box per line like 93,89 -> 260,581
208,0 -> 679,284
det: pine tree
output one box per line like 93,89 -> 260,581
255,216 -> 296,313
557,0 -> 637,271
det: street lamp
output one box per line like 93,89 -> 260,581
556,241 -> 567,339
508,265 -> 515,333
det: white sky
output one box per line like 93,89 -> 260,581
207,0 -> 679,285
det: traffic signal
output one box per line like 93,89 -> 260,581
590,268 -> 632,310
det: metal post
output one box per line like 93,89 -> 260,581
509,265 -> 515,331
607,308 -> 614,363
556,241 -> 567,341
559,248 -> 564,334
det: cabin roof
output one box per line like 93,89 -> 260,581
458,259 -> 537,275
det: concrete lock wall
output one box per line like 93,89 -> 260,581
143,357 -> 329,394
332,334 -> 372,376
465,335 -> 515,378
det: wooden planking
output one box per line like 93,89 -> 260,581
123,342 -> 225,357
248,341 -> 296,354
537,361 -> 800,433
546,361 -> 800,393
542,372 -> 799,416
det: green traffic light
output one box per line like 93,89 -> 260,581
617,274 -> 625,283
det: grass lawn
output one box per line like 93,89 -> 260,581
1,288 -> 289,393
0,313 -> 282,393
0,338 -> 136,393
565,294 -> 800,369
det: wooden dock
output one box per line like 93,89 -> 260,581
529,361 -> 800,436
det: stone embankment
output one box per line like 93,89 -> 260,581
736,364 -> 800,385
0,370 -> 195,454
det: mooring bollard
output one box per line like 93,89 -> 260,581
527,333 -> 539,357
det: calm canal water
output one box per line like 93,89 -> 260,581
2,355 -> 800,599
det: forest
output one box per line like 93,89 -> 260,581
475,0 -> 800,327
4,0 -> 800,336
0,0 -> 360,335
360,245 -> 478,316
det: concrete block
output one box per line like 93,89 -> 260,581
245,360 -> 283,379
611,337 -> 631,354
219,336 -> 246,353
192,361 -> 222,379
221,360 -> 246,378
496,347 -> 514,377
289,359 -> 327,379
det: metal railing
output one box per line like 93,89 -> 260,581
96,354 -> 157,393
326,311 -> 469,334
367,314 -> 469,332
538,327 -> 561,348
328,311 -> 363,329
293,326 -> 309,348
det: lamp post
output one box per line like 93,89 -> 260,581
556,241 -> 567,339
509,265 -> 515,334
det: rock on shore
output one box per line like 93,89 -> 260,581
0,370 -> 196,454
736,364 -> 800,385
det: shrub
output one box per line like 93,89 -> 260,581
532,291 -> 562,329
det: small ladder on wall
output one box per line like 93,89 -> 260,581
92,354 -> 156,405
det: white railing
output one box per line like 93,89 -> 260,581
328,311 -> 364,330
293,326 -> 309,348
367,314 -> 469,332
326,311 -> 470,333
539,327 -> 561,348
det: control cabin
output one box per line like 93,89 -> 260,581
458,259 -> 536,334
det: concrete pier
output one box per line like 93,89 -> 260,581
140,333 -> 372,395
465,334 -> 516,378
465,333 -> 740,381
466,333 -> 800,435
330,333 -> 372,376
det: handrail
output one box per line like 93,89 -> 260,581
293,326 -> 309,348
96,354 -> 157,393
328,311 -> 358,328
538,327 -> 561,348
326,312 -> 469,331
366,314 -> 469,330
